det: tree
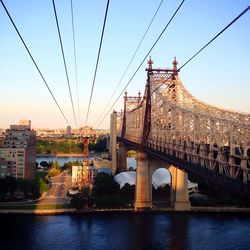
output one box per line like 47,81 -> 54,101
40,161 -> 50,168
94,137 -> 107,152
16,178 -> 31,198
48,168 -> 61,177
93,172 -> 120,195
52,160 -> 60,169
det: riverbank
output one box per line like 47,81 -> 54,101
1,206 -> 250,215
37,153 -> 83,157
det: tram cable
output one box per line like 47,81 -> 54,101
95,0 -> 186,128
179,5 -> 250,72
52,0 -> 78,128
154,4 -> 250,93
70,0 -> 81,128
85,0 -> 110,126
94,0 -> 164,126
0,0 -> 71,126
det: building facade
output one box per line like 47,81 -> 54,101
0,122 -> 36,180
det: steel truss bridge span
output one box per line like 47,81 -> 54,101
117,57 -> 250,202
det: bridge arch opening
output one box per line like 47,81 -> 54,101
152,168 -> 171,207
126,150 -> 137,171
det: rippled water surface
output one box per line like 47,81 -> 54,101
1,213 -> 250,250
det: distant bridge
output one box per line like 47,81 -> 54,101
110,58 -> 250,210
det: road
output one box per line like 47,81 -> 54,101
37,173 -> 72,205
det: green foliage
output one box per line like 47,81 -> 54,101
40,161 -> 52,168
0,176 -> 17,199
36,137 -> 107,155
94,194 -> 126,208
31,178 -> 49,198
120,183 -> 135,197
70,188 -> 94,209
48,168 -> 61,177
0,176 -> 48,201
127,150 -> 137,158
93,137 -> 107,152
92,173 -> 128,208
93,172 -> 120,195
52,160 -> 60,169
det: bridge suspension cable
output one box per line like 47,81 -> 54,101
85,0 -> 110,126
154,4 -> 250,93
70,0 -> 81,127
94,0 -> 164,126
0,0 -> 71,126
52,0 -> 78,129
95,0 -> 186,128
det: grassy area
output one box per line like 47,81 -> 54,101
0,203 -> 71,210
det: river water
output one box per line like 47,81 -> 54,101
1,213 -> 250,250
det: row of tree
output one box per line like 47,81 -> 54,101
0,176 -> 48,201
36,137 -> 107,154
70,173 -> 135,208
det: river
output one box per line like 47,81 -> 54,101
1,213 -> 250,250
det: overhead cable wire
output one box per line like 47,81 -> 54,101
154,4 -> 250,93
70,0 -> 81,127
0,0 -> 70,126
85,0 -> 110,125
94,0 -> 164,126
96,0 -> 186,128
52,0 -> 78,128
178,5 -> 250,72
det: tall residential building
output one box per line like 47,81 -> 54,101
0,122 -> 36,180
66,126 -> 71,135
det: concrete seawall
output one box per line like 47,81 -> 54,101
1,207 -> 250,215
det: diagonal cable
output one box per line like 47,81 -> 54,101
0,0 -> 70,126
96,0 -> 186,128
95,0 -> 164,126
85,0 -> 110,125
154,4 -> 250,93
52,0 -> 78,128
178,5 -> 250,72
70,0 -> 80,128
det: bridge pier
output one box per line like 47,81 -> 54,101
117,144 -> 127,172
110,111 -> 117,175
169,166 -> 190,211
135,152 -> 152,210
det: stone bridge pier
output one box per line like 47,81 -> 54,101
135,151 -> 190,211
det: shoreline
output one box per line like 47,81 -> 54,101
36,153 -> 84,157
1,207 -> 250,215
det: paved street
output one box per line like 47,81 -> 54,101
37,173 -> 72,205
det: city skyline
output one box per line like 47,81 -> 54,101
1,0 -> 250,129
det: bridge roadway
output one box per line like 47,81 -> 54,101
118,137 -> 250,204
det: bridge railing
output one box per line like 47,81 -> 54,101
144,138 -> 250,184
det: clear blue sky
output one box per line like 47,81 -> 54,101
1,0 -> 249,129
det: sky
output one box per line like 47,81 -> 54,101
0,0 -> 250,129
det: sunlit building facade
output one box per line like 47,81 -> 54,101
0,122 -> 36,179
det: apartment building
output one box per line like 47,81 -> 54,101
0,121 -> 36,179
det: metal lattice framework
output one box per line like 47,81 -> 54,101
76,137 -> 91,188
119,57 -> 250,184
